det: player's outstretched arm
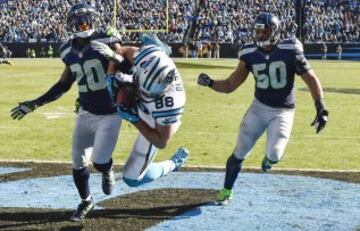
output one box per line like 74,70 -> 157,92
10,66 -> 75,120
91,41 -> 138,64
301,70 -> 329,133
133,121 -> 180,149
197,61 -> 249,93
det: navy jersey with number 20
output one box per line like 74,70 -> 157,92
60,31 -> 121,115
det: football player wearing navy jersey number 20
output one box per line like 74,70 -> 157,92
10,3 -> 132,221
198,13 -> 329,205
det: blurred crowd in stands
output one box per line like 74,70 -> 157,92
0,0 -> 359,44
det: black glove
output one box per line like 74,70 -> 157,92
311,99 -> 329,133
116,104 -> 140,123
197,73 -> 214,87
10,100 -> 37,120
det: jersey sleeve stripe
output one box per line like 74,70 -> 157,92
93,37 -> 120,44
152,107 -> 184,118
60,47 -> 71,59
59,41 -> 68,50
239,47 -> 257,57
277,40 -> 304,53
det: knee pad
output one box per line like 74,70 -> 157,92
93,158 -> 113,173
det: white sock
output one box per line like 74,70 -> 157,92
160,160 -> 176,175
82,195 -> 92,202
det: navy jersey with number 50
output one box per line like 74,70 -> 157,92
60,31 -> 130,115
239,38 -> 311,108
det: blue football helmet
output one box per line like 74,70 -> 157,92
66,3 -> 100,38
253,13 -> 281,48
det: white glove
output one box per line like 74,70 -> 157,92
90,41 -> 124,63
115,72 -> 134,84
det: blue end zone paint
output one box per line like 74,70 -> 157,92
0,169 -> 359,230
0,167 -> 31,175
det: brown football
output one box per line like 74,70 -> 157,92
116,85 -> 137,107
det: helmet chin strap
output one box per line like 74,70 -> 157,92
75,29 -> 95,38
256,39 -> 273,49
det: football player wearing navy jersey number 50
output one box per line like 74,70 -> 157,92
10,3 -> 132,221
197,13 -> 329,205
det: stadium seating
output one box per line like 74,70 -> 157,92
0,0 -> 358,43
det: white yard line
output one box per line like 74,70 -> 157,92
0,159 -> 359,173
43,112 -> 73,119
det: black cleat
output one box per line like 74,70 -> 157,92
70,198 -> 94,222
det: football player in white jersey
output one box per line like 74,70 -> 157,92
91,36 -> 188,187
198,13 -> 329,205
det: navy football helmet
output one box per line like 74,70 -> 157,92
66,3 -> 100,38
253,13 -> 281,48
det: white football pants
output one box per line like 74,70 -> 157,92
123,133 -> 158,181
72,108 -> 122,169
234,99 -> 295,162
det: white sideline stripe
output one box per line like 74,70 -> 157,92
120,129 -> 360,139
0,159 -> 359,173
43,112 -> 73,119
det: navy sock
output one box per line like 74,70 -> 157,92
224,154 -> 244,190
93,158 -> 113,173
73,167 -> 90,200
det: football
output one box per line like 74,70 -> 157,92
116,84 -> 137,107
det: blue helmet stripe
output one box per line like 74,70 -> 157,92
146,65 -> 168,91
134,46 -> 160,66
143,57 -> 161,90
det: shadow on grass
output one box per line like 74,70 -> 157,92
0,188 -> 217,231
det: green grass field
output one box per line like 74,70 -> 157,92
1,58 -> 359,170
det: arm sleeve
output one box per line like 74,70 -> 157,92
34,76 -> 75,107
238,44 -> 256,71
294,39 -> 312,75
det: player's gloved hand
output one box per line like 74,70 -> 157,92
116,104 -> 141,123
90,41 -> 124,63
198,73 -> 214,87
311,99 -> 329,133
74,98 -> 80,113
106,74 -> 119,103
10,100 -> 37,120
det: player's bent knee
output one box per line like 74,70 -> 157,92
123,163 -> 163,187
123,166 -> 163,187
123,177 -> 143,187
123,176 -> 153,187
